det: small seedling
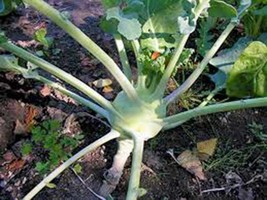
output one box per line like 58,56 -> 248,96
21,120 -> 84,174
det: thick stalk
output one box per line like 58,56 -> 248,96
114,34 -> 132,81
23,130 -> 120,200
0,42 -> 114,112
163,97 -> 267,129
198,85 -> 224,107
153,34 -> 190,97
153,1 -> 209,99
126,137 -> 145,200
37,76 -> 109,118
162,86 -> 224,130
99,139 -> 133,197
165,23 -> 236,104
23,0 -> 138,101
131,40 -> 146,89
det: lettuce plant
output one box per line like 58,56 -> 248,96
1,0 -> 267,199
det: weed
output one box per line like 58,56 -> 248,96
21,120 -> 84,174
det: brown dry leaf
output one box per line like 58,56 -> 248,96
103,85 -> 114,93
92,78 -> 112,88
2,151 -> 17,162
13,119 -> 27,135
40,85 -> 52,97
6,159 -> 25,172
177,150 -> 206,180
197,138 -> 218,159
25,106 -> 38,131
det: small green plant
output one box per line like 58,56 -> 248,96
33,27 -> 61,57
249,121 -> 267,141
21,120 -> 84,174
1,0 -> 267,200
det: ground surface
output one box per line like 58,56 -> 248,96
0,1 -> 267,200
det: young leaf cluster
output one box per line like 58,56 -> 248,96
21,120 -> 84,174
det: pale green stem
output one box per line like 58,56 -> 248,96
0,42 -> 114,113
198,85 -> 224,107
23,0 -> 138,101
126,136 -> 145,200
114,34 -> 132,81
131,40 -> 146,89
23,129 -> 120,200
163,86 -> 224,130
164,23 -> 236,104
153,1 -> 208,99
37,76 -> 109,118
163,97 -> 267,129
153,34 -> 190,97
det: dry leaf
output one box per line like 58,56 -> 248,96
40,85 -> 52,97
197,138 -> 218,159
6,159 -> 25,172
103,85 -> 114,93
92,78 -> 112,88
14,119 -> 27,135
177,150 -> 206,180
25,106 -> 37,131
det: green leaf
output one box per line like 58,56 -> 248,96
0,0 -> 12,16
209,0 -> 237,18
141,1 -> 183,52
226,41 -> 267,97
35,162 -> 50,174
106,7 -> 142,40
101,0 -> 121,9
0,54 -> 19,72
46,183 -> 57,189
34,28 -> 53,48
0,31 -> 8,43
253,5 -> 267,16
21,142 -> 32,156
73,164 -> 82,174
177,0 -> 198,35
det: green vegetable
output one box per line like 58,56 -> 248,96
227,41 -> 267,97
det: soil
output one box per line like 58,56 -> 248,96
0,1 -> 267,200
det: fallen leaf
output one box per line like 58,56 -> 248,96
6,159 -> 25,172
92,78 -> 112,88
46,183 -> 57,189
13,119 -> 27,135
25,106 -> 37,131
40,85 -> 52,97
197,138 -> 218,160
103,85 -> 114,93
2,151 -> 17,162
177,150 -> 206,180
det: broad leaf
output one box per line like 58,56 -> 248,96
253,5 -> 267,15
106,7 -> 142,40
209,0 -> 237,18
226,41 -> 267,97
209,37 -> 253,88
178,0 -> 198,35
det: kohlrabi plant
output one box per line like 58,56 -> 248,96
1,0 -> 267,199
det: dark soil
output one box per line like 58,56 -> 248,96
0,1 -> 267,200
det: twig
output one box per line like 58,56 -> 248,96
70,167 -> 106,200
201,174 -> 263,194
